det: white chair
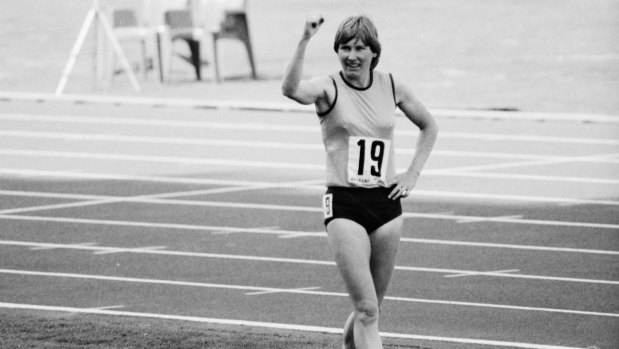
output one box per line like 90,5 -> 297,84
110,8 -> 161,80
195,0 -> 225,33
103,0 -> 174,82
164,8 -> 205,80
143,0 -> 205,81
195,0 -> 256,82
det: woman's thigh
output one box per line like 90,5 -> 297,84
370,215 -> 403,304
327,218 -> 377,305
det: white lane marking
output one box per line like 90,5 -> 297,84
5,188 -> 619,210
437,149 -> 619,163
0,270 -> 616,318
457,215 -> 523,224
3,184 -> 619,219
277,232 -> 324,239
3,147 -> 619,178
2,190 -> 619,229
0,183 -> 324,201
410,212 -> 619,230
3,129 -> 619,164
441,131 -> 619,146
0,302 -> 590,349
0,207 -> 619,250
3,215 -> 617,256
0,149 -> 325,170
0,168 -> 286,186
0,130 -> 324,150
433,154 -> 619,173
0,191 -> 587,226
92,246 -> 167,255
18,226 -> 619,256
0,198 -> 126,215
1,112 -> 618,144
0,113 -> 319,132
212,226 -> 279,237
413,190 -> 619,205
140,179 -> 324,198
444,269 -> 520,278
405,238 -> 619,255
2,148 -> 617,185
397,265 -> 619,285
0,178 -> 324,215
246,286 -> 321,296
1,243 -> 617,285
423,170 -> 619,184
87,305 -> 125,310
2,167 -> 617,186
30,242 -> 97,251
2,194 -> 618,230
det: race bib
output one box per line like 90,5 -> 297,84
347,136 -> 390,186
322,193 -> 333,219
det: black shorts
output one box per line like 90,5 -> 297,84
322,186 -> 402,234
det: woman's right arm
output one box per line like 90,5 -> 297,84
281,16 -> 327,105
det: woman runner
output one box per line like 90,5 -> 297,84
281,14 -> 439,349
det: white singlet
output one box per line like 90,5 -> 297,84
317,70 -> 398,188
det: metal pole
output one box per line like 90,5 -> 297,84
55,8 -> 97,95
95,8 -> 106,89
55,0 -> 141,95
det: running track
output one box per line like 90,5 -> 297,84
0,96 -> 618,349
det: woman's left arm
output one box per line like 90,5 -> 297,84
388,74 -> 439,200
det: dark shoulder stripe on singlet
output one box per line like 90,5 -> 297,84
317,76 -> 338,117
389,73 -> 397,107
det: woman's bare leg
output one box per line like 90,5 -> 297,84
370,216 -> 403,303
328,218 -> 382,349
338,216 -> 403,349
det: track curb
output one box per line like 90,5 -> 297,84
1,91 -> 618,124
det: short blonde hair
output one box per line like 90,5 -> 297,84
333,15 -> 381,70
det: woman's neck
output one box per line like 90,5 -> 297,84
340,70 -> 373,89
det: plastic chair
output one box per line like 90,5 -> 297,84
111,9 -> 149,78
209,0 -> 257,82
109,7 -> 163,81
164,9 -> 205,80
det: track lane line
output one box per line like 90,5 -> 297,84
2,166 -> 617,185
3,216 -> 618,255
0,179 -> 324,215
1,197 -> 618,260
3,188 -> 619,214
0,149 -> 325,170
0,268 -> 616,317
2,129 -> 619,164
1,243 -> 616,285
1,112 -> 618,144
0,302 -> 588,349
2,148 -> 618,185
1,194 -> 617,229
432,153 -> 619,173
0,168 -> 287,186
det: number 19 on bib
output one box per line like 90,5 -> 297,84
347,136 -> 391,186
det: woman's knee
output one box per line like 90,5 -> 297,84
354,300 -> 380,324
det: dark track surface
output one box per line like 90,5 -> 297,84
0,100 -> 618,349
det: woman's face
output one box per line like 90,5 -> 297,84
337,38 -> 376,80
